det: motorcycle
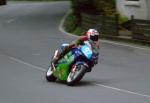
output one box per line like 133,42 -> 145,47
46,41 -> 97,86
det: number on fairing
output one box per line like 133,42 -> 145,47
84,47 -> 91,55
81,45 -> 92,59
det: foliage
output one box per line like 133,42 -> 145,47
73,26 -> 84,36
8,0 -> 69,1
63,13 -> 78,33
70,0 -> 116,27
63,13 -> 85,35
71,0 -> 116,15
119,15 -> 129,25
65,0 -> 117,35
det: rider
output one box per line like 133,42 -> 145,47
52,29 -> 100,70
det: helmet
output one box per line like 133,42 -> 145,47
86,29 -> 99,41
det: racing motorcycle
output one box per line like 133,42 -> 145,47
46,41 -> 98,86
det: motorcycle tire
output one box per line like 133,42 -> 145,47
67,64 -> 87,86
46,66 -> 57,82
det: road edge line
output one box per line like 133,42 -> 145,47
9,57 -> 46,72
94,83 -> 150,98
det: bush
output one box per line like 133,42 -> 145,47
71,0 -> 116,15
119,15 -> 129,25
69,0 -> 116,35
63,13 -> 78,33
73,27 -> 83,36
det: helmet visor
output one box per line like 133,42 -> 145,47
90,35 -> 99,41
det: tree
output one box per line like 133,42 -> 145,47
71,0 -> 116,15
70,0 -> 116,22
71,0 -> 104,25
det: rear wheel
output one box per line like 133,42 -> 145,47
67,64 -> 87,86
46,66 -> 57,82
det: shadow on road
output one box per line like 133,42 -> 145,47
45,80 -> 94,87
75,81 -> 94,87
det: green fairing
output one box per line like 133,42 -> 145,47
53,51 -> 75,81
53,64 -> 70,80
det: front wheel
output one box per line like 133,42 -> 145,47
67,64 -> 87,86
46,66 -> 57,82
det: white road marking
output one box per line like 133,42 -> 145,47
101,40 -> 150,51
9,56 -> 150,98
93,83 -> 150,98
26,10 -> 32,13
7,18 -> 16,23
59,10 -> 150,51
32,53 -> 40,56
9,57 -> 46,72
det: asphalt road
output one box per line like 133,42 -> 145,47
0,1 -> 150,103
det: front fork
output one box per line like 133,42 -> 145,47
53,50 -> 59,59
72,62 -> 90,72
51,50 -> 59,70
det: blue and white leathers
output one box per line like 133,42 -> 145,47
80,45 -> 92,60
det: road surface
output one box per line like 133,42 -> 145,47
0,1 -> 150,103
